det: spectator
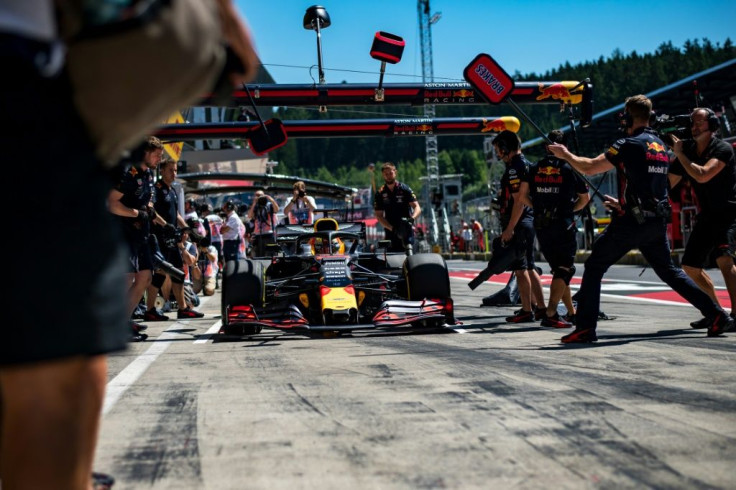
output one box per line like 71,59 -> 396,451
461,222 -> 473,252
248,190 -> 280,256
193,236 -> 219,296
472,219 -> 485,252
221,200 -> 245,261
284,180 -> 317,225
247,190 -> 280,233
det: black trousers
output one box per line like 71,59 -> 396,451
576,215 -> 720,331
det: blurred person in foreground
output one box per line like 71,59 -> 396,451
0,1 -> 258,488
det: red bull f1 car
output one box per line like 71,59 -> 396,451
220,218 -> 456,336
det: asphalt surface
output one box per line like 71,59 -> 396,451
96,259 -> 735,489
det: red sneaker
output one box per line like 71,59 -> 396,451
505,309 -> 535,323
541,313 -> 573,328
144,308 -> 169,322
177,308 -> 205,319
561,327 -> 597,343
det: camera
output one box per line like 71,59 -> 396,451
652,114 -> 692,142
298,190 -> 306,198
147,235 -> 185,282
162,227 -> 183,249
257,195 -> 268,206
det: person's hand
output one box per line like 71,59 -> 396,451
501,228 -> 513,244
163,223 -> 176,234
547,143 -> 568,159
669,134 -> 684,155
603,194 -> 621,212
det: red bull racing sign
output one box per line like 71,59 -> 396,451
463,53 -> 515,104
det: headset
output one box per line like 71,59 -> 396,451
693,107 -> 720,132
493,131 -> 520,158
223,201 -> 235,212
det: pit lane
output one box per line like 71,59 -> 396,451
97,259 -> 735,489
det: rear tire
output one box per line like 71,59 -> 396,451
222,259 -> 264,335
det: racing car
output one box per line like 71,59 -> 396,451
220,217 -> 456,336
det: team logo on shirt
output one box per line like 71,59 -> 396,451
538,166 -> 561,176
646,142 -> 666,153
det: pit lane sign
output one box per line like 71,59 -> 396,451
463,53 -> 514,104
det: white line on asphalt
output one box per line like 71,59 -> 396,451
104,296 -> 213,415
194,321 -> 222,344
103,326 -> 182,415
452,328 -> 468,334
449,275 -> 700,308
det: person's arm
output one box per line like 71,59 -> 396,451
668,173 -> 683,188
670,135 -> 726,183
409,200 -> 421,220
501,190 -> 526,243
176,213 -> 189,229
375,209 -> 393,232
548,144 -> 614,176
266,194 -> 279,213
573,192 -> 591,213
179,241 -> 197,266
516,181 -> 533,208
107,189 -> 140,218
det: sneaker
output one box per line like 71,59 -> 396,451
144,308 -> 169,322
92,471 -> 115,490
563,313 -> 576,325
162,300 -> 172,313
506,309 -> 535,323
561,327 -> 597,343
541,313 -> 573,328
534,307 -> 547,321
177,308 -> 205,319
707,312 -> 735,337
690,317 -> 709,329
130,321 -> 147,333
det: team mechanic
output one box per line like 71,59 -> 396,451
374,162 -> 421,252
668,107 -> 736,326
518,130 -> 590,328
147,157 -> 204,320
109,136 -> 168,341
470,131 -> 545,321
549,94 -> 733,342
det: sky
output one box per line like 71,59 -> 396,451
235,0 -> 735,85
